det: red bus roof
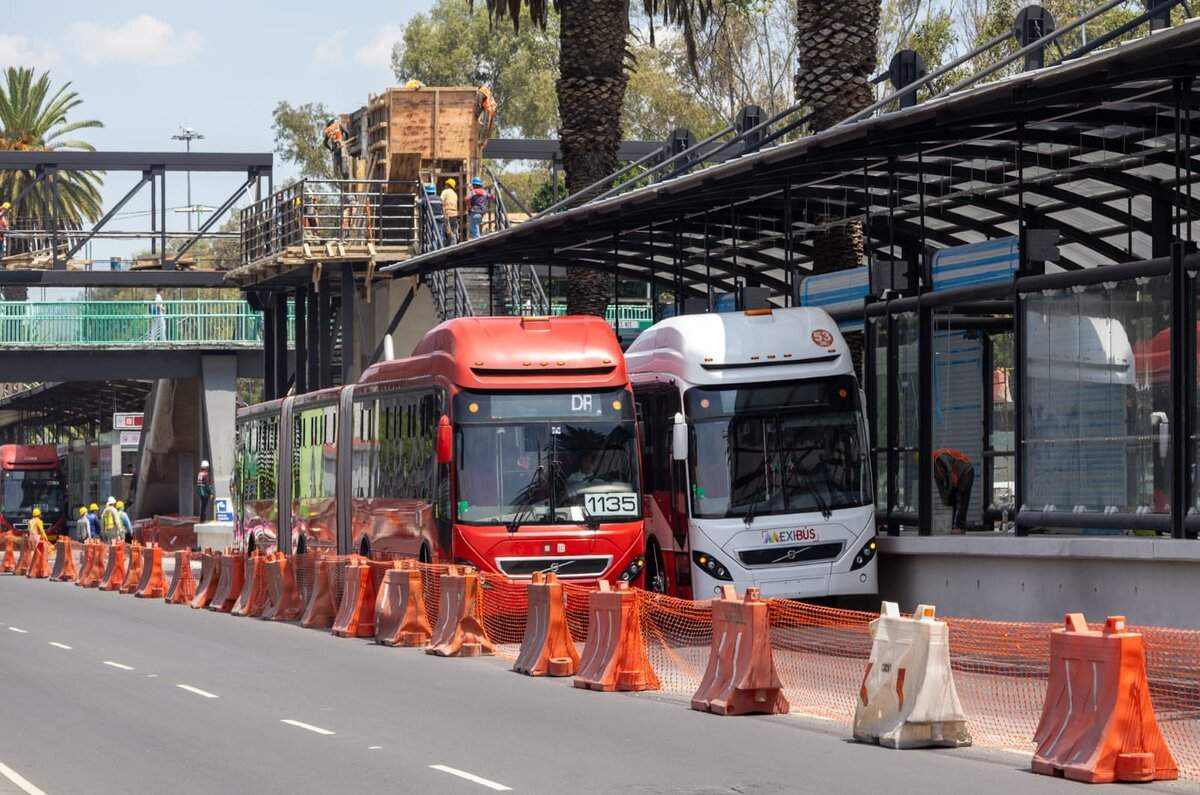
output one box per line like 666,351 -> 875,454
0,444 -> 59,470
359,315 -> 629,391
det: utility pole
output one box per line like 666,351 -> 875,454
171,127 -> 205,231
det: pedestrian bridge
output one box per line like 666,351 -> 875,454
0,300 -> 294,349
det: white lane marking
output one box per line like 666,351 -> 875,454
49,642 -> 72,650
7,627 -> 28,634
146,674 -> 158,679
429,765 -> 512,792
0,759 -> 48,795
280,719 -> 335,736
103,661 -> 134,671
368,746 -> 382,750
176,684 -> 218,699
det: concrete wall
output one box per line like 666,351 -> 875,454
878,536 -> 1200,628
348,275 -> 440,376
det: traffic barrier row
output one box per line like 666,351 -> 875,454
7,545 -> 1198,782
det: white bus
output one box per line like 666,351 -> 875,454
626,307 -> 877,600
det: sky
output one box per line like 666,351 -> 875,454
0,0 -> 432,263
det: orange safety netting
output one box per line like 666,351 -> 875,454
299,552 -> 1200,780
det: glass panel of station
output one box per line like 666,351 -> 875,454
1020,275 -> 1172,536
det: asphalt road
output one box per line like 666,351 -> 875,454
0,574 -> 1189,795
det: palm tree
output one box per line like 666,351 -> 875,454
476,0 -> 716,317
794,0 -> 881,276
0,67 -> 105,281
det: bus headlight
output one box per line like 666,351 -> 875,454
849,537 -> 878,571
618,556 -> 645,582
692,550 -> 733,581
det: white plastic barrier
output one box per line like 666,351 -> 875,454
853,602 -> 972,749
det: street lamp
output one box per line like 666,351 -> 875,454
171,126 -> 205,231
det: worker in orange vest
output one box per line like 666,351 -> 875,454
932,448 -> 974,532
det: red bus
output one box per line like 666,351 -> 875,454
236,316 -> 645,583
0,444 -> 66,539
347,315 -> 644,581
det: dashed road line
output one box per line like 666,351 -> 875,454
368,746 -> 382,750
7,627 -> 28,634
0,759 -> 48,795
429,765 -> 512,791
103,661 -> 134,671
280,719 -> 335,736
176,684 -> 218,699
48,642 -> 72,650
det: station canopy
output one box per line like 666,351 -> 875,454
384,19 -> 1200,299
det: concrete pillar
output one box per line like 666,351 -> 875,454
200,355 -> 237,514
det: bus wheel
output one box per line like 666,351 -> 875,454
418,544 -> 431,564
645,541 -> 667,594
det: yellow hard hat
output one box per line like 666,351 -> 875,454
116,500 -> 124,510
89,503 -> 99,512
31,507 -> 40,517
445,178 -> 456,188
79,506 -> 87,517
1,201 -> 10,210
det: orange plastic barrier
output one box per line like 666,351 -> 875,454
101,542 -> 128,591
80,542 -> 107,588
134,544 -> 168,599
232,553 -> 270,617
165,550 -> 197,604
73,541 -> 92,585
375,562 -> 432,647
332,562 -> 379,638
118,542 -> 144,594
191,550 -> 222,609
1,532 -> 15,573
50,538 -> 74,581
208,552 -> 244,613
262,554 -> 304,622
293,552 -> 317,608
690,586 -> 789,716
1032,614 -> 1178,783
576,580 -> 659,692
514,571 -> 580,677
427,566 -> 494,658
26,539 -> 51,579
14,533 -> 33,576
300,557 -> 337,630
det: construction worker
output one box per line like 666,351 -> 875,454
117,500 -> 133,544
467,176 -> 489,240
322,116 -> 351,181
196,460 -> 213,522
932,447 -> 974,533
27,508 -> 47,543
0,201 -> 10,259
76,506 -> 89,542
101,497 -> 120,541
423,184 -> 446,247
87,503 -> 101,540
440,178 -> 459,244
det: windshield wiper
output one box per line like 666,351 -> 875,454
743,496 -> 760,527
507,465 -> 545,534
801,470 -> 833,520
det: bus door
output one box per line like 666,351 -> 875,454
634,384 -> 691,597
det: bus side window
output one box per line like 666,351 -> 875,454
635,394 -> 656,494
664,391 -> 688,517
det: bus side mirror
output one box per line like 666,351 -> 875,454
1151,411 -> 1169,459
671,412 -> 688,462
437,416 -> 453,465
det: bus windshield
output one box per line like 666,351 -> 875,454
2,470 -> 64,522
453,390 -> 640,526
685,376 -> 871,520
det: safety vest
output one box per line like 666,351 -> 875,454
932,448 -> 971,489
28,517 -> 45,541
102,508 -> 117,532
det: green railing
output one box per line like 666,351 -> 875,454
550,303 -> 654,332
0,300 -> 293,348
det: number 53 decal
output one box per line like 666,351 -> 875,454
583,492 -> 640,517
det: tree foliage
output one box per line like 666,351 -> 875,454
393,0 -> 560,138
271,101 -> 336,180
0,67 -> 104,227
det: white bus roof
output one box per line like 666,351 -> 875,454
625,307 -> 853,387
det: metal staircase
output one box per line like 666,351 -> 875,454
417,178 -> 548,321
